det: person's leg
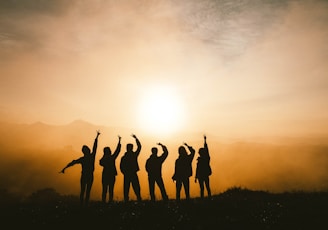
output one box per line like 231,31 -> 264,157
199,179 -> 205,198
102,183 -> 108,203
101,174 -> 108,203
85,175 -> 94,206
176,180 -> 182,201
131,174 -> 142,201
108,176 -> 115,202
205,177 -> 211,198
183,178 -> 190,200
123,175 -> 130,202
156,177 -> 168,200
148,176 -> 155,201
80,176 -> 86,205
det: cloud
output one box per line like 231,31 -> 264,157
0,0 -> 70,54
0,0 -> 327,134
0,0 -> 290,60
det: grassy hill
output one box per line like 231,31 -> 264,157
2,187 -> 328,229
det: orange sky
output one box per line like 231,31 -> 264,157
1,0 -> 327,137
0,0 -> 328,200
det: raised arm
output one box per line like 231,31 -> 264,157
92,130 -> 101,154
132,134 -> 141,156
157,142 -> 168,161
113,135 -> 122,158
184,142 -> 195,160
203,134 -> 210,158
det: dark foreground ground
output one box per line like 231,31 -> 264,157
2,188 -> 328,229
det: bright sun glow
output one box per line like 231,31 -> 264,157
137,85 -> 184,135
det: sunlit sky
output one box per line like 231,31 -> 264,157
0,0 -> 327,137
1,0 -> 328,199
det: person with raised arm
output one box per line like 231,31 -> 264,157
120,134 -> 142,202
145,142 -> 169,201
195,135 -> 212,199
172,142 -> 195,201
99,135 -> 122,203
60,130 -> 101,206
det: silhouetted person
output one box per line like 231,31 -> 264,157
145,143 -> 169,201
120,134 -> 142,202
195,135 -> 212,199
172,142 -> 195,201
60,130 -> 100,206
99,135 -> 122,203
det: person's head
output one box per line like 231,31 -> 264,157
198,147 -> 205,156
82,145 -> 90,155
126,143 -> 133,152
104,147 -> 111,155
151,147 -> 158,155
178,146 -> 187,156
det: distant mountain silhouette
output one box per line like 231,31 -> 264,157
0,120 -> 114,150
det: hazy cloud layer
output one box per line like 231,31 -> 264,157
0,0 -> 289,59
0,121 -> 327,200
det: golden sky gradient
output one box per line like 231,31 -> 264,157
0,0 -> 328,200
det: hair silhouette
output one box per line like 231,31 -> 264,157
99,135 -> 121,203
60,130 -> 100,206
119,134 -> 142,202
145,142 -> 169,201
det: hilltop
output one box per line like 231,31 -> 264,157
2,187 -> 328,229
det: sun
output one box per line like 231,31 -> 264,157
137,85 -> 184,136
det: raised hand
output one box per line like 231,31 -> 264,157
131,134 -> 137,139
96,130 -> 101,136
118,135 -> 121,140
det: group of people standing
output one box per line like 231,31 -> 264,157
60,131 -> 212,206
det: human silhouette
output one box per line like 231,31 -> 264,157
172,142 -> 195,200
145,142 -> 169,201
195,135 -> 212,199
99,135 -> 122,203
119,134 -> 142,202
60,130 -> 100,206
